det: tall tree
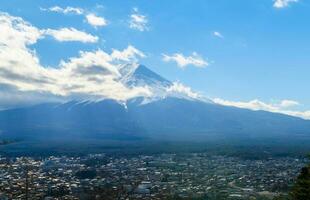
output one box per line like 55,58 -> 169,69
290,155 -> 310,200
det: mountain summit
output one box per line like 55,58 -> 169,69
120,64 -> 171,87
118,64 -> 205,104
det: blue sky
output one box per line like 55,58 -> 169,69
0,0 -> 309,118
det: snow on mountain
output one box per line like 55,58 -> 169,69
118,63 -> 210,104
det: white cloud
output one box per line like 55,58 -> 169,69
86,14 -> 107,27
56,49 -> 151,99
41,6 -> 84,15
213,31 -> 223,38
44,28 -> 98,43
0,12 -> 49,93
273,0 -> 298,8
111,45 -> 145,61
281,110 -> 310,120
166,82 -> 200,99
279,99 -> 299,108
162,52 -> 209,68
41,6 -> 108,28
0,13 -> 42,46
129,8 -> 149,31
213,98 -> 310,120
2,10 -> 99,44
213,99 -> 276,111
0,12 -> 151,107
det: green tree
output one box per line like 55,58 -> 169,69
274,154 -> 310,200
289,154 -> 310,200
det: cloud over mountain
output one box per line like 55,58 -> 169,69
213,98 -> 310,119
166,82 -> 200,99
0,12 -> 151,107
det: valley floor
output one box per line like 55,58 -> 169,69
0,152 -> 307,200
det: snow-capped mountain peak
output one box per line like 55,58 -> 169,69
118,64 -> 210,104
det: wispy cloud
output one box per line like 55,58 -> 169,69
166,82 -> 200,99
213,98 -> 310,119
213,31 -> 224,38
40,6 -> 84,15
86,13 -> 108,27
44,28 -> 98,43
279,99 -> 299,108
273,0 -> 298,8
129,8 -> 149,31
41,6 -> 107,28
162,52 -> 209,68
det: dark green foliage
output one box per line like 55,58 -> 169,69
273,195 -> 289,200
273,155 -> 310,200
75,169 -> 96,179
290,164 -> 310,200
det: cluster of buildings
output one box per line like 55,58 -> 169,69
0,153 -> 306,199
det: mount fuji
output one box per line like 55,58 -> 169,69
0,64 -> 309,142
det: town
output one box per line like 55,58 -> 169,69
0,153 -> 306,200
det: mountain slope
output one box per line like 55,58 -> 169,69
129,97 -> 310,139
0,97 -> 310,141
0,65 -> 309,142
